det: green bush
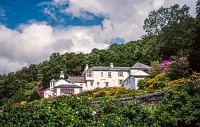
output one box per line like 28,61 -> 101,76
148,61 -> 162,78
0,82 -> 200,126
155,82 -> 200,127
138,78 -> 148,89
167,57 -> 192,80
10,92 -> 27,103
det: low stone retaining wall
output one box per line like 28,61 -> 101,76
91,91 -> 166,106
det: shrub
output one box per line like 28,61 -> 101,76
139,73 -> 169,90
148,61 -> 162,77
166,57 -> 192,80
160,60 -> 173,73
155,82 -> 200,127
138,78 -> 148,89
10,92 -> 27,103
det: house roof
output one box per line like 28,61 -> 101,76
87,66 -> 131,71
56,78 -> 71,82
131,61 -> 151,70
82,62 -> 151,76
50,78 -> 56,82
124,70 -> 149,82
68,76 -> 86,83
54,84 -> 82,88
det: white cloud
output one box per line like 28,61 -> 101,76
0,0 -> 196,74
0,23 -> 108,74
153,0 -> 165,8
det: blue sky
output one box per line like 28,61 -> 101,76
0,0 -> 104,28
0,0 -> 196,74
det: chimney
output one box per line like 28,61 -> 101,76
110,63 -> 113,68
60,71 -> 64,78
85,64 -> 89,70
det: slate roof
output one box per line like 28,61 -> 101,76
87,66 -> 131,71
131,62 -> 151,70
57,77 -> 71,82
54,84 -> 82,88
68,76 -> 86,83
82,62 -> 150,76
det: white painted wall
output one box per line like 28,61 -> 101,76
124,76 -> 134,89
130,69 -> 139,75
124,76 -> 145,90
44,89 -> 52,98
74,88 -> 81,94
85,70 -> 129,90
73,82 -> 86,91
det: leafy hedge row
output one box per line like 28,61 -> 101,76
0,82 -> 199,126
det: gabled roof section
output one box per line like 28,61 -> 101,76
68,76 -> 85,83
50,78 -> 56,82
131,61 -> 151,70
54,84 -> 82,88
86,66 -> 131,71
57,78 -> 71,82
131,70 -> 149,76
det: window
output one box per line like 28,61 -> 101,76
101,72 -> 103,77
87,71 -> 93,77
105,82 -> 109,87
60,89 -> 74,94
90,82 -> 93,87
97,82 -> 100,87
108,72 -> 112,78
118,80 -> 123,85
80,84 -> 83,87
118,72 -> 123,77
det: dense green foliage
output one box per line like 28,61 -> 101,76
0,82 -> 199,126
155,82 -> 200,127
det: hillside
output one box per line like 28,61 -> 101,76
0,3 -> 200,104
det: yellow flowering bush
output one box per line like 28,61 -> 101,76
144,73 -> 169,90
166,78 -> 190,87
166,72 -> 200,87
92,87 -> 128,98
189,72 -> 200,80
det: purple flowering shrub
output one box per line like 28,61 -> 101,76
166,57 -> 192,80
160,60 -> 173,73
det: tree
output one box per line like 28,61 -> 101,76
196,0 -> 200,17
157,17 -> 195,60
143,4 -> 191,35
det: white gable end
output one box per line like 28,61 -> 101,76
131,70 -> 149,76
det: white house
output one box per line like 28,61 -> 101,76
44,71 -> 83,98
44,62 -> 150,98
82,62 -> 150,90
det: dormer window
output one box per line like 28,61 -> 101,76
87,71 -> 93,77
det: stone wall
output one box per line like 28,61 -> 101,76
91,91 -> 166,106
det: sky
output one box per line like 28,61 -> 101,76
0,0 -> 196,74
